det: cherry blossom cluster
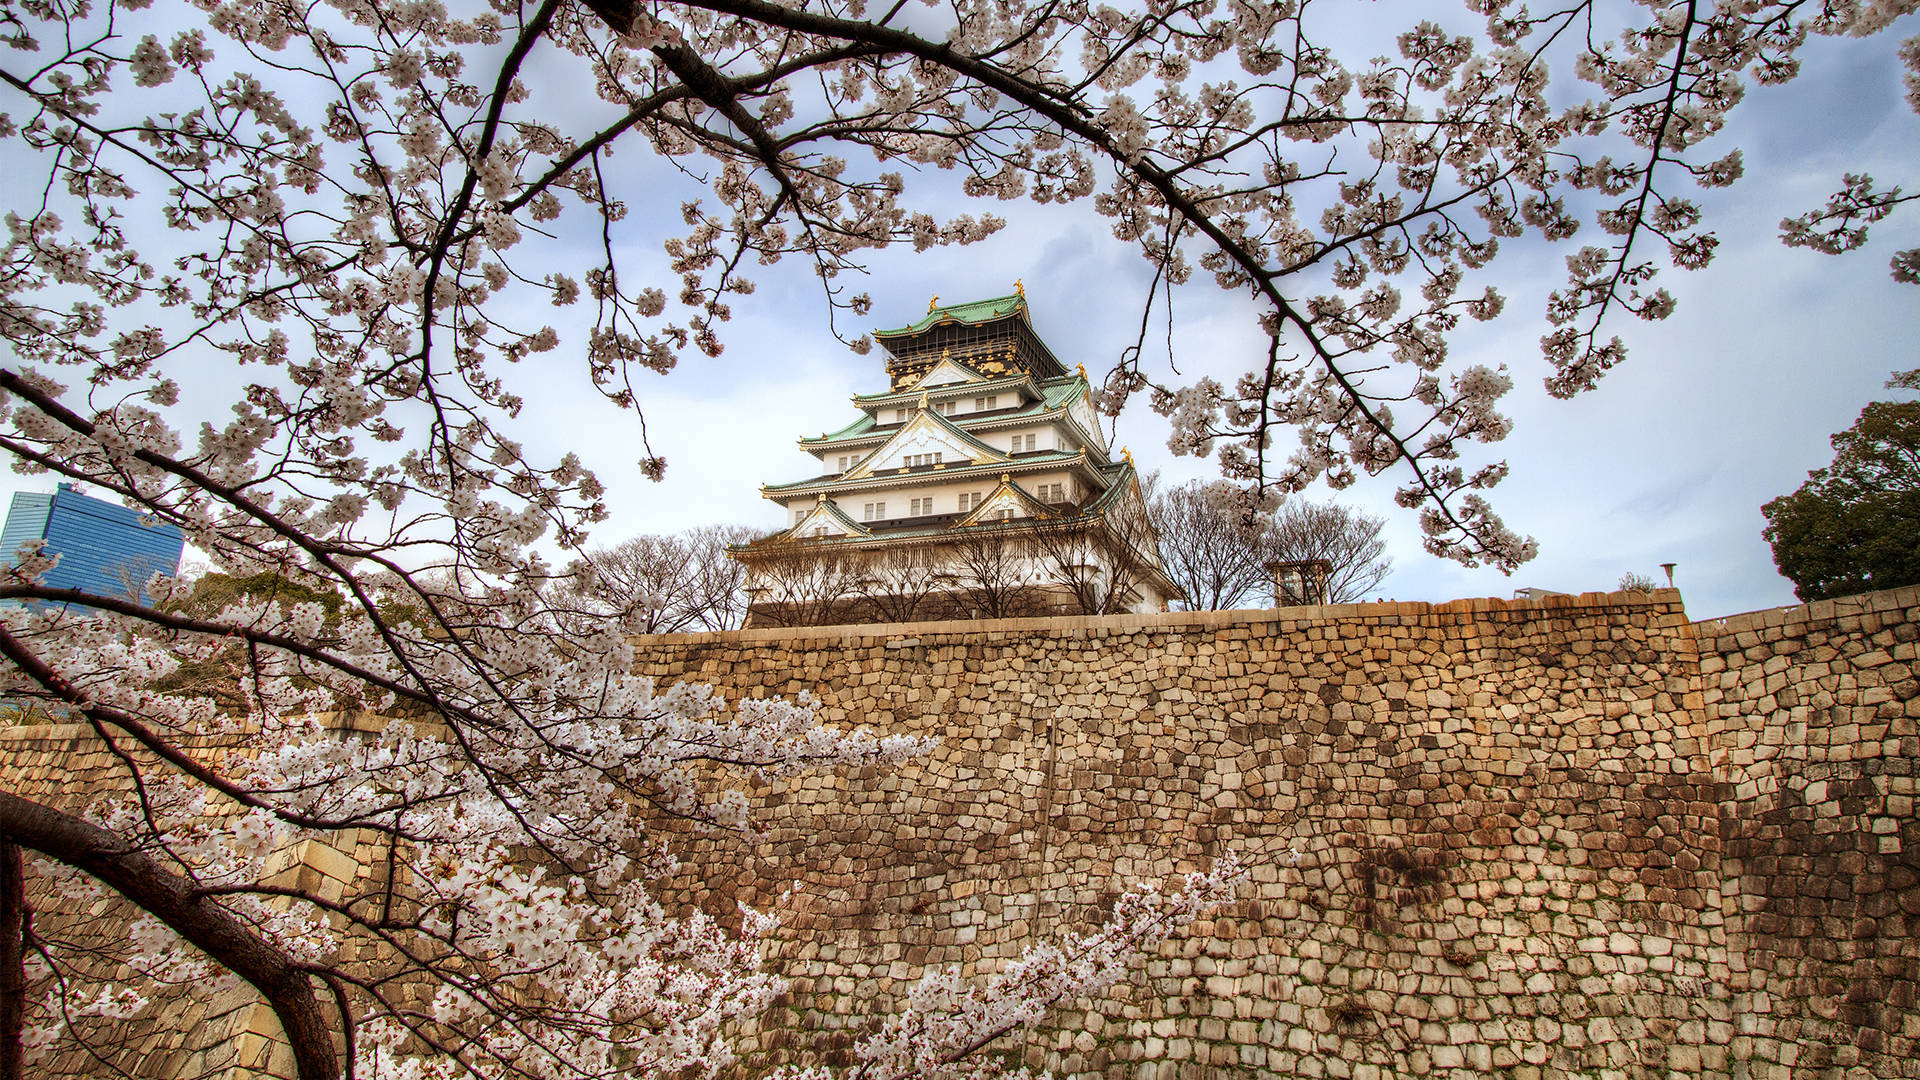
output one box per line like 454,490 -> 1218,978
0,0 -> 1912,1074
772,859 -> 1246,1080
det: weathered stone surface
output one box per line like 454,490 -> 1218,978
8,583 -> 1919,1079
1696,584 -> 1920,1080
635,589 -> 1742,1079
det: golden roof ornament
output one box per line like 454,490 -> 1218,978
1014,278 -> 1024,297
1122,446 -> 1134,463
917,390 -> 930,410
1001,472 -> 1011,483
1076,363 -> 1087,381
928,294 -> 939,312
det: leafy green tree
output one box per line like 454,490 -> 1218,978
167,571 -> 347,628
1763,372 -> 1920,601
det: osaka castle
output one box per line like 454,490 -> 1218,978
734,288 -> 1182,627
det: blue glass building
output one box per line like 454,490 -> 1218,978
1,483 -> 186,606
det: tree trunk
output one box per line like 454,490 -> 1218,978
0,793 -> 337,1080
0,839 -> 24,1080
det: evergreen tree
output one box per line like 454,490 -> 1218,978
1764,373 -> 1920,602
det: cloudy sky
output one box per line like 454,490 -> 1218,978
517,23 -> 1920,623
4,5 -> 1915,622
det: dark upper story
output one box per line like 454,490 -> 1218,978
875,291 -> 1067,391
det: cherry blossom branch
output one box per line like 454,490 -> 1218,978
0,793 -> 337,1080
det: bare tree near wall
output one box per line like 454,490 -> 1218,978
1618,571 -> 1661,595
946,526 -> 1049,620
0,0 -> 1914,1075
1033,494 -> 1164,616
1269,502 -> 1394,605
1148,479 -> 1276,611
737,542 -> 868,628
569,526 -> 757,634
684,525 -> 758,632
852,547 -> 949,625
573,534 -> 707,633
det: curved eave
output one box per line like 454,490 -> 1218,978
776,498 -> 871,540
735,505 -> 1187,601
955,480 -> 1058,527
1079,460 -> 1142,515
761,451 -> 1099,500
805,414 -> 879,444
802,403 -> 1070,452
731,513 -> 1065,555
801,386 -> 1107,462
873,293 -> 1027,339
851,371 -> 1039,408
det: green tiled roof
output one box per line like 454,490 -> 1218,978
1040,375 -> 1088,408
874,293 -> 1027,338
810,413 -> 878,443
761,449 -> 1087,494
850,369 -> 1036,405
1080,460 -> 1139,514
786,498 -> 869,538
802,375 -> 1091,449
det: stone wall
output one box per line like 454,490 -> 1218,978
6,585 -> 1916,1078
637,590 -> 1733,1080
1695,584 -> 1920,1080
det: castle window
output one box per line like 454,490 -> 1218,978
974,394 -> 998,411
996,508 -> 1016,521
1014,434 -> 1036,453
910,497 -> 933,516
837,456 -> 850,471
961,491 -> 983,511
1039,483 -> 1066,502
937,400 -> 956,415
863,502 -> 886,521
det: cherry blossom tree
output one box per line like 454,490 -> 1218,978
0,0 -> 1914,1075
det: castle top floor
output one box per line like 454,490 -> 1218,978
874,289 -> 1066,391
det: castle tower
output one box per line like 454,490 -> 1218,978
734,290 -> 1180,626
